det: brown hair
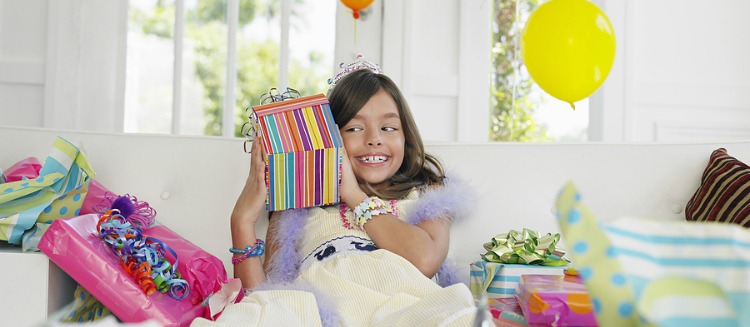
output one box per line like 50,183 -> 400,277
327,69 -> 445,199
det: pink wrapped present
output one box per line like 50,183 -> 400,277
516,274 -> 598,327
39,214 -> 230,326
79,179 -> 112,215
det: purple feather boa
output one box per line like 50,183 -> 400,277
264,174 -> 474,288
407,175 -> 474,226
265,208 -> 308,284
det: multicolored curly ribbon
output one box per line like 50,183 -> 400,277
97,209 -> 190,300
482,228 -> 569,266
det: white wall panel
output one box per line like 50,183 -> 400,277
44,0 -> 127,133
408,0 -> 459,90
656,121 -> 750,142
0,0 -> 48,129
0,84 -> 44,125
0,61 -> 45,85
0,0 -> 47,60
411,96 -> 458,142
632,105 -> 750,142
457,0 -> 491,142
617,0 -> 750,141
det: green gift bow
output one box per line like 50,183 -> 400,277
482,228 -> 569,266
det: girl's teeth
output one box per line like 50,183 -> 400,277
360,156 -> 386,163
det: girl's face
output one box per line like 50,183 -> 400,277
340,89 -> 405,188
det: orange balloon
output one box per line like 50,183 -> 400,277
340,0 -> 375,19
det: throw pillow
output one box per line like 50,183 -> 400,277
685,148 -> 750,227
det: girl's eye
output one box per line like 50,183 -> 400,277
382,127 -> 397,132
345,127 -> 362,132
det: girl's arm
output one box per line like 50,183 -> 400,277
231,138 -> 271,289
363,213 -> 451,278
339,150 -> 451,278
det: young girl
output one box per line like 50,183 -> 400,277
192,64 -> 477,326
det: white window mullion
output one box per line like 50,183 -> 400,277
279,0 -> 290,90
172,0 -> 185,135
458,1 -> 491,142
224,0 -> 239,137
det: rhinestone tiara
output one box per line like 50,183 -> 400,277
327,54 -> 382,94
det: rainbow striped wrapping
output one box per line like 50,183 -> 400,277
251,93 -> 343,211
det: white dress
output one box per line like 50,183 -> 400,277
191,189 -> 477,327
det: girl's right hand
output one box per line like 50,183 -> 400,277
232,138 -> 267,225
339,147 -> 367,209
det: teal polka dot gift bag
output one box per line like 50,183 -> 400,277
0,137 -> 94,250
556,182 -> 639,326
556,182 -> 750,327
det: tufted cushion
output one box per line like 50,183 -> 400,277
685,148 -> 750,227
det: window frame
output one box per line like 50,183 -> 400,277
150,0 -> 295,137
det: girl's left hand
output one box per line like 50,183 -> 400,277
339,148 -> 366,208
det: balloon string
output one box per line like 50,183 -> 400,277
510,0 -> 522,141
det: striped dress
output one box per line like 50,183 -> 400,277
191,188 -> 477,327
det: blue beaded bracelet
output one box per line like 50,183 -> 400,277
230,239 -> 265,264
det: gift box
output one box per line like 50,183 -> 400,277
249,93 -> 343,211
38,214 -> 229,326
486,297 -> 529,327
470,261 -> 566,299
516,274 -> 598,327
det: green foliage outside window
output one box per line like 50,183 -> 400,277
491,0 -> 552,142
130,0 -> 329,137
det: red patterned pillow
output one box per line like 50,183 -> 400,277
685,148 -> 750,227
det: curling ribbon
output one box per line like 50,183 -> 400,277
482,228 -> 569,266
98,209 -> 190,299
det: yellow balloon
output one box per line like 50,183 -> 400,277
522,0 -> 616,108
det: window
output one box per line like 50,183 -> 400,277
124,0 -> 336,137
490,0 -> 589,142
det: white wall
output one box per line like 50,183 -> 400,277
0,0 -> 127,132
1,0 -> 749,142
596,0 -> 750,141
0,0 -> 47,126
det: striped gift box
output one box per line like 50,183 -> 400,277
251,93 -> 343,211
470,261 -> 566,299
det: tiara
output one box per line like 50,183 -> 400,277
327,54 -> 382,93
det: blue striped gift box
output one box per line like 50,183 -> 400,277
469,261 -> 566,299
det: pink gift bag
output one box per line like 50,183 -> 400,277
39,214 -> 230,326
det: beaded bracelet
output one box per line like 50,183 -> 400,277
353,196 -> 393,229
230,239 -> 266,264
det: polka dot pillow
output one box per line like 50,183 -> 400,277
685,148 -> 750,227
556,182 -> 750,327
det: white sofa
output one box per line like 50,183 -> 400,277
3,125 -> 750,325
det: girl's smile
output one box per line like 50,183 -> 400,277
340,89 -> 405,187
355,153 -> 389,164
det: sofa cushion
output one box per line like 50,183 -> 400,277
685,148 -> 750,227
